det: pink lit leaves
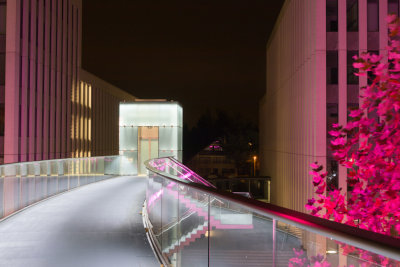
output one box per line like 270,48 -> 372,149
289,249 -> 333,267
307,15 -> 400,240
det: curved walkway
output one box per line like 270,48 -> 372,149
0,176 -> 158,267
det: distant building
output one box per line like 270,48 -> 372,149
260,0 -> 394,212
0,0 -> 135,163
78,70 -> 135,158
187,140 -> 237,179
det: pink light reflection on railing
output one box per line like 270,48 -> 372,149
148,157 -> 215,187
167,160 -> 213,187
147,180 -> 177,211
148,188 -> 163,208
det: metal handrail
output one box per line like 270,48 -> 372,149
145,157 -> 400,261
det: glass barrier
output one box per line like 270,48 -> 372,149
0,156 -> 122,220
145,157 -> 400,267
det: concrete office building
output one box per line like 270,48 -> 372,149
260,0 -> 395,212
0,0 -> 135,164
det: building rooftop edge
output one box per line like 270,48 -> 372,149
120,101 -> 183,108
80,69 -> 136,101
266,0 -> 291,50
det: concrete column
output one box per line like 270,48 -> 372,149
76,2 -> 82,155
43,0 -> 51,160
56,0 -> 63,159
4,0 -> 21,163
379,1 -> 388,59
36,0 -> 44,161
49,0 -> 57,159
20,0 -> 30,162
359,0 -> 368,91
61,0 -> 67,158
315,0 -> 327,194
96,87 -> 100,156
101,92 -> 104,155
379,0 -> 389,125
92,87 -> 96,156
83,82 -> 87,156
358,0 -> 368,193
338,0 -> 348,196
28,0 -> 38,162
67,0 -> 73,157
96,87 -> 99,156
74,8 -> 80,157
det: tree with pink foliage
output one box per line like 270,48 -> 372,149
306,14 -> 400,237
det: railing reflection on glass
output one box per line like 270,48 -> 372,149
144,157 -> 400,267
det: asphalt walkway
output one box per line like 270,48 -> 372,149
0,176 -> 158,267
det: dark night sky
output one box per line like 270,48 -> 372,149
82,1 -> 284,128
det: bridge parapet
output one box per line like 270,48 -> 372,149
0,156 -> 123,219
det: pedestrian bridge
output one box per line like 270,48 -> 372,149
0,156 -> 398,267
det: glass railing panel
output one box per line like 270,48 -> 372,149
145,157 -> 400,267
160,179 -> 180,265
104,156 -> 121,175
0,177 -> 3,217
34,176 -> 46,201
20,177 -> 30,208
177,183 -> 209,267
47,176 -> 58,196
0,156 -> 128,220
147,172 -> 164,246
146,172 -> 210,267
276,220 -> 400,267
58,176 -> 69,193
209,196 -> 281,267
69,173 -> 79,189
3,176 -> 20,216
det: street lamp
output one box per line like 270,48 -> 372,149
253,155 -> 257,177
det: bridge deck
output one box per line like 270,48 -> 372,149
0,176 -> 158,267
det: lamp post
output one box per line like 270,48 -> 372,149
253,155 -> 257,177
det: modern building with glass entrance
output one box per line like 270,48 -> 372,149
119,101 -> 183,175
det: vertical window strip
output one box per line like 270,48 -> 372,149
367,0 -> 379,32
42,0 -> 45,147
48,0 -> 52,158
28,0 -> 31,42
326,0 -> 339,32
347,0 -> 359,32
18,0 -> 24,161
36,0 -> 38,46
27,0 -> 31,143
55,0 -> 58,157
61,0 -> 64,157
35,0 -> 39,160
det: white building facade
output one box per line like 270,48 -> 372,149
260,0 -> 393,212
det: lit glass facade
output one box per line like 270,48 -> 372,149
119,102 -> 183,175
